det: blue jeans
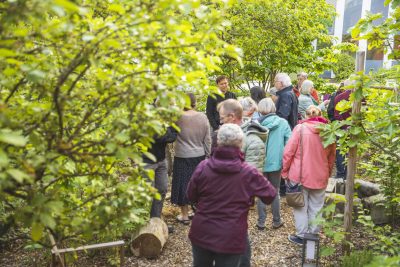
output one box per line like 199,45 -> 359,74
145,159 -> 168,218
192,243 -> 241,267
257,171 -> 282,227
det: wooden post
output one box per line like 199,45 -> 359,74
343,51 -> 365,254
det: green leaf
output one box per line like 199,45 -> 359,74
31,222 -> 44,241
0,130 -> 27,146
0,149 -> 9,167
7,169 -> 29,183
40,213 -> 56,229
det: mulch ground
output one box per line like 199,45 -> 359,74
0,195 -> 372,267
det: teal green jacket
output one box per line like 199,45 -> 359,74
259,114 -> 292,172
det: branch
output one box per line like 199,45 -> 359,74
5,78 -> 26,103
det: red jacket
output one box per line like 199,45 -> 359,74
282,118 -> 336,189
187,146 -> 276,254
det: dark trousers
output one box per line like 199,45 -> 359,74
192,244 -> 241,267
239,235 -> 251,267
335,141 -> 347,179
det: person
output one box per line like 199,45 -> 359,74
249,86 -> 266,120
298,80 -> 329,119
282,106 -> 336,245
238,97 -> 269,171
143,126 -> 178,218
274,73 -> 298,196
332,79 -> 354,179
268,87 -> 278,103
256,98 -> 292,230
206,75 -> 237,132
293,72 -> 308,97
187,123 -> 277,267
274,73 -> 298,130
218,98 -> 268,267
326,82 -> 344,122
294,72 -> 320,104
171,93 -> 211,224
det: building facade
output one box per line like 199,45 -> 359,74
327,0 -> 397,73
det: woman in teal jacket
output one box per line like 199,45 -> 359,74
256,97 -> 292,230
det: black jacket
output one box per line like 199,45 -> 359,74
143,127 -> 178,164
276,85 -> 298,130
206,91 -> 237,131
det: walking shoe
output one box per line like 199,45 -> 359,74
288,234 -> 303,246
256,225 -> 266,231
272,221 -> 284,229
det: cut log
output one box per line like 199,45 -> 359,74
131,217 -> 168,259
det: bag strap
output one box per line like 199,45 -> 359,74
299,124 -> 304,184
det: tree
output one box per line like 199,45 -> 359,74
0,0 -> 239,248
218,0 -> 336,90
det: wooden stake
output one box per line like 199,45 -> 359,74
343,51 -> 365,254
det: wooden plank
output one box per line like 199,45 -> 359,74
52,240 -> 125,254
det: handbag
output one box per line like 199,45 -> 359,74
286,125 -> 305,208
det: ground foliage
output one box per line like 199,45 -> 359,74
0,0 -> 240,249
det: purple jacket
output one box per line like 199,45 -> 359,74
187,146 -> 276,254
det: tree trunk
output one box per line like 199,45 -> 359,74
131,217 -> 169,259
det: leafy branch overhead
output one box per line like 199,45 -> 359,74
0,0 -> 240,244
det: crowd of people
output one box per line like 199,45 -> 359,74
143,73 -> 351,267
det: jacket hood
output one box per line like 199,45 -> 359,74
300,119 -> 327,134
209,146 -> 244,173
242,117 -> 269,142
259,113 -> 282,130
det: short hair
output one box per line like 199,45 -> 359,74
343,78 -> 356,87
217,99 -> 243,120
301,80 -> 314,95
275,73 -> 292,87
305,105 -> 322,118
184,92 -> 196,110
297,72 -> 308,79
239,97 -> 258,113
258,98 -> 276,115
250,86 -> 266,103
217,123 -> 244,148
216,75 -> 228,84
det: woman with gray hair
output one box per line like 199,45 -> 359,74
255,98 -> 292,231
298,80 -> 329,119
187,123 -> 276,267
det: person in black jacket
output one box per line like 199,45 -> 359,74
274,73 -> 298,130
206,75 -> 237,131
143,126 -> 178,218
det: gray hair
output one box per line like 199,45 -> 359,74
301,80 -> 314,95
275,73 -> 292,87
297,72 -> 308,79
239,97 -> 258,113
217,123 -> 244,148
343,78 -> 356,87
258,98 -> 276,115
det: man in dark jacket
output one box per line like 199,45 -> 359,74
274,73 -> 298,196
206,75 -> 237,131
274,73 -> 298,130
143,127 -> 178,218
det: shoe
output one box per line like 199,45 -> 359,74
256,225 -> 266,231
167,225 -> 174,234
272,222 -> 284,229
188,212 -> 195,220
288,234 -> 303,246
176,215 -> 190,225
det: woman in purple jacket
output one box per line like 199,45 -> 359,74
187,123 -> 276,267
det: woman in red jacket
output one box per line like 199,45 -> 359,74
187,123 -> 276,267
282,106 -> 336,245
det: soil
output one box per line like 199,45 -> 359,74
0,196 -> 373,267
